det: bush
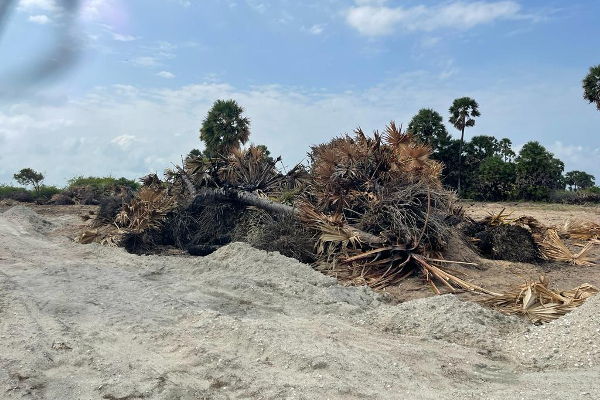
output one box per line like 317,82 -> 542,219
0,185 -> 24,199
548,189 -> 600,205
66,176 -> 140,193
36,185 -> 62,200
10,190 -> 34,202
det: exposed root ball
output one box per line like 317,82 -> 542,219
233,209 -> 316,263
97,197 -> 122,224
477,225 -> 539,262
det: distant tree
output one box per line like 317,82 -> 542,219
449,97 -> 480,193
515,141 -> 564,200
407,108 -> 452,152
565,171 -> 576,191
187,148 -> 202,158
498,138 -> 516,162
200,99 -> 250,158
13,168 -> 44,196
582,64 -> 600,111
565,170 -> 595,191
466,135 -> 499,159
474,156 -> 516,200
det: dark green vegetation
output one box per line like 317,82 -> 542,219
582,64 -> 600,111
200,99 -> 251,158
13,168 -> 45,196
66,176 -> 140,192
407,100 -> 597,202
1,174 -> 139,204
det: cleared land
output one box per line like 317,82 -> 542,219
0,203 -> 599,399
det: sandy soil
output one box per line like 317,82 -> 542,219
1,204 -> 600,399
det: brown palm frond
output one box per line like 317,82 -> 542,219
384,121 -> 411,150
115,187 -> 176,233
537,229 -> 596,266
482,208 -> 515,226
562,220 -> 600,240
483,276 -> 598,323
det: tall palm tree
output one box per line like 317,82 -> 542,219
582,64 -> 600,111
449,97 -> 480,193
200,99 -> 251,158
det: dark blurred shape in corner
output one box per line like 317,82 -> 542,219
0,0 -> 81,99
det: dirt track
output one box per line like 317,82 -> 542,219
1,205 -> 600,399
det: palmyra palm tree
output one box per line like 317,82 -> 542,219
449,97 -> 480,193
583,64 -> 600,111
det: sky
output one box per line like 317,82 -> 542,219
0,0 -> 599,186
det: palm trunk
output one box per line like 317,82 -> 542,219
189,186 -> 386,246
457,126 -> 464,193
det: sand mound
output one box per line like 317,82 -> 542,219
1,205 -> 56,233
369,295 -> 528,349
504,292 -> 600,369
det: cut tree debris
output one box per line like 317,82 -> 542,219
76,123 -> 599,321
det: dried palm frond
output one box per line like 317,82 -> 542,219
562,219 -> 600,240
217,145 -> 280,192
115,187 -> 176,232
483,276 -> 598,323
78,229 -> 102,244
537,229 -> 596,266
481,208 -> 514,227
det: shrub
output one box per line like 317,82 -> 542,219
548,189 -> 600,205
10,190 -> 34,202
36,185 -> 62,200
0,185 -> 24,199
66,176 -> 140,193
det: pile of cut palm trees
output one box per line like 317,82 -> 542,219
77,122 -> 599,322
80,123 -> 495,294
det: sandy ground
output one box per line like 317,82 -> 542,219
1,204 -> 600,400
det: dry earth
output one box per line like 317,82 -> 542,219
1,204 -> 600,399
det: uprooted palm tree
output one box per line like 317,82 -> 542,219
449,97 -> 480,193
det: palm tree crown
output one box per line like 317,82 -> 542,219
582,64 -> 600,111
200,99 -> 251,158
448,97 -> 481,131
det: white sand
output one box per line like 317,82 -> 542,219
1,205 -> 599,399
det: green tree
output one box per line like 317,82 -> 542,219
582,64 -> 600,111
474,156 -> 516,200
13,168 -> 44,196
565,170 -> 595,191
407,108 -> 452,152
448,97 -> 480,193
187,148 -> 202,159
200,99 -> 250,158
498,138 -> 515,162
515,141 -> 564,200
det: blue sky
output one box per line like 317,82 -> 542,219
0,0 -> 599,186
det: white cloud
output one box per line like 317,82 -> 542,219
130,57 -> 159,67
18,0 -> 59,12
157,71 -> 176,79
81,0 -> 109,20
346,1 -> 529,37
549,142 -> 600,176
307,24 -> 325,35
111,134 -> 139,150
111,33 -> 138,42
28,14 -> 51,24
